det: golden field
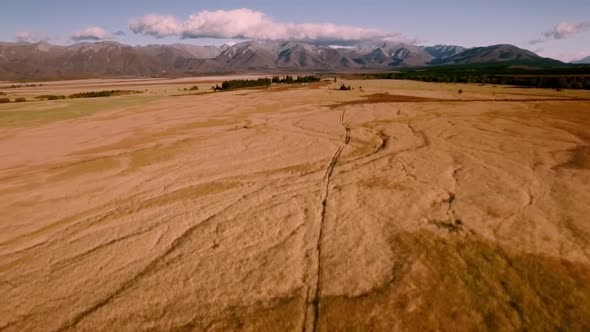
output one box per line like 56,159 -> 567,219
1,77 -> 590,331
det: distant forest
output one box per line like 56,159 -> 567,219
361,65 -> 590,90
213,75 -> 320,91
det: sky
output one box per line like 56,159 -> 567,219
1,0 -> 589,62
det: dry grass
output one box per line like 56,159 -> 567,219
320,231 -> 590,331
1,78 -> 589,331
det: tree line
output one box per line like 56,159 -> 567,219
213,75 -> 321,91
0,84 -> 44,89
213,78 -> 272,91
364,66 -> 590,90
271,75 -> 321,84
391,73 -> 590,90
68,90 -> 142,98
0,97 -> 27,103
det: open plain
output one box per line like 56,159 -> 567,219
1,78 -> 590,331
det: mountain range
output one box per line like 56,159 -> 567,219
0,40 -> 568,80
571,56 -> 590,64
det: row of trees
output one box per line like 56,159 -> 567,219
496,76 -> 590,89
271,75 -> 321,84
0,84 -> 44,89
213,78 -> 272,91
31,90 -> 141,101
35,95 -> 66,100
68,90 -> 142,99
213,75 -> 322,91
1,89 -> 143,103
391,73 -> 590,89
0,97 -> 26,103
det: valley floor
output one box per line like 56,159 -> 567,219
1,79 -> 590,331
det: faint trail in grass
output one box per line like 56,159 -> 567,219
303,109 -> 350,332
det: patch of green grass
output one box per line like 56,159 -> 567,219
0,95 -> 161,127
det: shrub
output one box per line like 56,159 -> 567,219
0,92 -> 5,95
15,97 -> 26,102
0,98 -> 10,103
339,84 -> 352,91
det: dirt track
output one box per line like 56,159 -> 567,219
1,80 -> 590,331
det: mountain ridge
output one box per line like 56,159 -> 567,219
0,40 -> 564,80
571,56 -> 590,64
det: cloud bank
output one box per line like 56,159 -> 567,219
16,31 -> 52,43
71,27 -> 111,41
530,21 -> 590,44
130,8 -> 401,44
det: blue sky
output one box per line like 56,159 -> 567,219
2,0 -> 589,61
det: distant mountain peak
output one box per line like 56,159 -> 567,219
423,44 -> 466,61
572,55 -> 590,64
429,44 -> 561,66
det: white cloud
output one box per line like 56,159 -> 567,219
530,21 -> 590,44
16,31 -> 51,43
71,26 -> 111,41
130,8 -> 402,44
130,14 -> 183,37
537,49 -> 590,63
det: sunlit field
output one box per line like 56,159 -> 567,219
1,78 -> 590,331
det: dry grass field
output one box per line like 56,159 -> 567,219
1,78 -> 590,331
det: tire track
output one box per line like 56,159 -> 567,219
303,110 -> 350,332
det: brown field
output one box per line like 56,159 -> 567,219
1,78 -> 590,331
